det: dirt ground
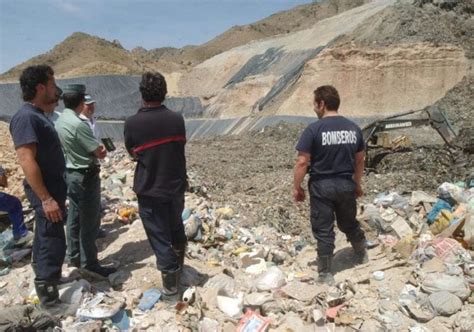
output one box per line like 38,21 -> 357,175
186,122 -> 472,243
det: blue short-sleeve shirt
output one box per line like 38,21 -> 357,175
296,116 -> 365,178
9,103 -> 67,203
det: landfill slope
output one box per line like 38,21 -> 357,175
0,75 -> 203,121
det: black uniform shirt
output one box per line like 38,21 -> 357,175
296,116 -> 365,178
124,105 -> 187,199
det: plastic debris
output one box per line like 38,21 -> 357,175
255,266 -> 286,291
216,289 -> 244,318
111,309 -> 130,331
138,288 -> 161,311
237,309 -> 270,332
76,293 -> 124,319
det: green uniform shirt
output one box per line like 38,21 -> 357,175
55,108 -> 99,169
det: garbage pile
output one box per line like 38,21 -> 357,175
0,145 -> 472,331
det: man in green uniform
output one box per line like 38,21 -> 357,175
55,84 -> 116,277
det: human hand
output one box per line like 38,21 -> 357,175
0,174 -> 7,188
98,145 -> 107,159
42,198 -> 63,223
355,183 -> 364,198
293,186 -> 305,202
0,167 -> 6,188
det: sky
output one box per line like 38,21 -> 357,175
0,0 -> 311,74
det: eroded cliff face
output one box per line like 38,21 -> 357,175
273,44 -> 469,117
177,0 -> 396,118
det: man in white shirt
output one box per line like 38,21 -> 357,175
79,94 -> 106,239
79,95 -> 98,139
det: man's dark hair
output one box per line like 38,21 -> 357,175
19,65 -> 54,101
139,72 -> 167,103
314,85 -> 340,111
63,93 -> 85,110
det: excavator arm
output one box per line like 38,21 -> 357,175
362,106 -> 458,169
362,106 -> 457,147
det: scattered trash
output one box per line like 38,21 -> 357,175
326,304 -> 346,322
427,199 -> 452,224
0,305 -> 60,331
1,126 -> 473,331
428,291 -> 462,316
0,267 -> 9,276
216,289 -> 244,318
76,293 -> 124,319
59,279 -> 91,308
111,309 -> 130,331
182,286 -> 196,304
198,317 -> 219,332
421,273 -> 471,300
313,309 -> 325,326
237,309 -> 270,332
215,207 -> 235,220
138,288 -> 161,311
373,271 -> 385,281
255,266 -> 286,291
281,281 -> 320,303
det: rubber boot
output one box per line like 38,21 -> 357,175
351,240 -> 369,265
35,281 -> 76,317
172,243 -> 187,270
161,269 -> 180,305
316,255 -> 335,286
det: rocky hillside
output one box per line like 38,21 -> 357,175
0,33 -> 141,80
0,0 -> 369,81
177,0 -> 472,119
137,0 -> 369,68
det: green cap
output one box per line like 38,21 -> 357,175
62,83 -> 86,95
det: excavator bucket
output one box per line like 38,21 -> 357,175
426,106 -> 457,146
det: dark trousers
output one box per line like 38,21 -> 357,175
0,192 -> 28,239
309,178 -> 366,257
65,169 -> 101,268
24,186 -> 66,283
137,195 -> 187,273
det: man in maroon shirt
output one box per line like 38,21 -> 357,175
124,72 -> 187,303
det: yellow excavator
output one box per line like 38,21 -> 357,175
362,106 -> 458,169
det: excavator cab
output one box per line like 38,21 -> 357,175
362,106 -> 458,170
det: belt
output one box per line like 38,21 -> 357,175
67,166 -> 100,174
310,174 -> 353,181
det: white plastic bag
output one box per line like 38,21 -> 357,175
255,266 -> 286,291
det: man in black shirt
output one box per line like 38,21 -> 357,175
293,85 -> 367,285
124,72 -> 187,302
9,65 -> 73,316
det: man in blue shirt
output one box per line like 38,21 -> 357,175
293,85 -> 367,285
9,65 -> 73,316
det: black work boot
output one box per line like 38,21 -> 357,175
172,243 -> 187,269
35,281 -> 76,317
161,269 -> 181,304
84,264 -> 117,277
316,255 -> 335,286
351,240 -> 369,265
